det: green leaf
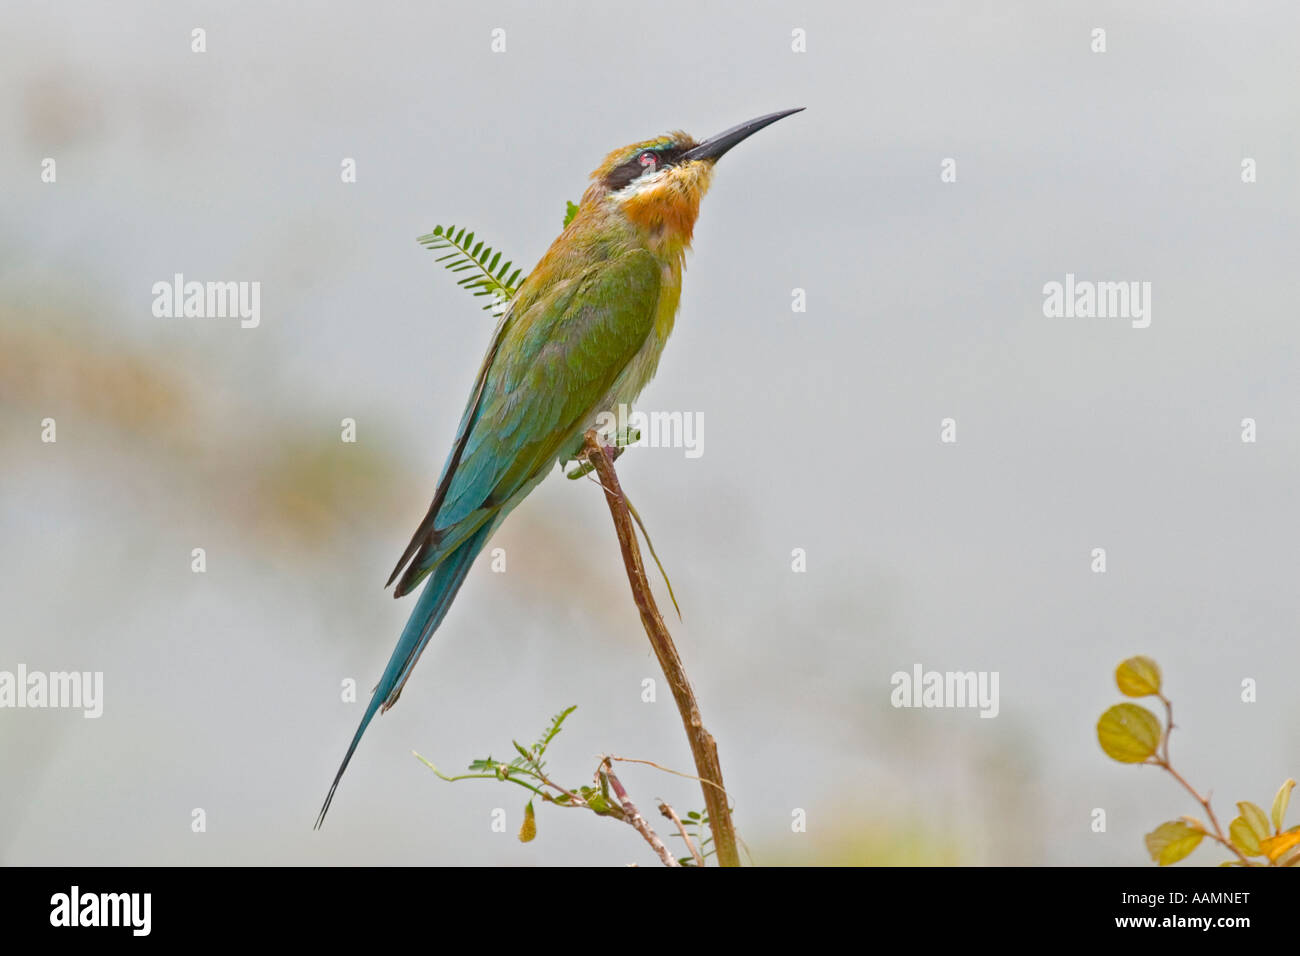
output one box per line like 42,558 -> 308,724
580,787 -> 612,814
419,222 -> 528,310
535,705 -> 577,754
563,200 -> 579,228
1097,703 -> 1161,763
1229,816 -> 1263,856
1238,801 -> 1271,842
1272,778 -> 1295,832
1144,821 -> 1203,865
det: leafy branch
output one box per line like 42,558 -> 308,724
416,225 -> 525,311
1097,655 -> 1299,866
415,707 -> 712,866
416,202 -> 576,312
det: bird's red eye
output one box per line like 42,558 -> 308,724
638,151 -> 658,168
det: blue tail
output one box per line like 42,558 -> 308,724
315,520 -> 496,828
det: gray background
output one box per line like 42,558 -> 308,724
2,1 -> 1297,865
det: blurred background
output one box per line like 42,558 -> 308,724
2,1 -> 1297,866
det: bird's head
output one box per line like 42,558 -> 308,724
578,108 -> 803,251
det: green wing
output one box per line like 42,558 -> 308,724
389,247 -> 661,596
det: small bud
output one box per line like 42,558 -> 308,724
518,801 -> 536,842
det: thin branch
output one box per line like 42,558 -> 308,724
579,430 -> 740,867
1159,693 -> 1174,766
526,758 -> 584,808
571,463 -> 681,619
605,754 -> 724,788
599,759 -> 678,867
1154,758 -> 1251,864
658,800 -> 704,867
625,496 -> 682,621
412,753 -> 549,799
1147,694 -> 1252,865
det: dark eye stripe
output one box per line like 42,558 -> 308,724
602,146 -> 686,192
603,155 -> 653,191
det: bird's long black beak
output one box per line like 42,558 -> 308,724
680,107 -> 804,163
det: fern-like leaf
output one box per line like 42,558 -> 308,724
417,224 -> 525,311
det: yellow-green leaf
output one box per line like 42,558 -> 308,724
1115,656 -> 1162,697
1237,801 -> 1270,842
1145,821 -> 1203,865
1097,703 -> 1162,763
518,801 -> 536,843
1229,816 -> 1262,856
1258,829 -> 1300,864
1271,778 -> 1295,833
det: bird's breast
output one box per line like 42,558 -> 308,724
597,257 -> 683,417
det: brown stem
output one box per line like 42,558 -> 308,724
534,767 -> 583,809
658,800 -> 704,867
599,759 -> 678,867
1155,758 -> 1250,864
580,430 -> 740,867
1152,693 -> 1251,865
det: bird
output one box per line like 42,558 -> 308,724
315,108 -> 803,827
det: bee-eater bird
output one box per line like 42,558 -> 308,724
316,108 -> 803,827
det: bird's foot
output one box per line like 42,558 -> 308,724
564,427 -> 639,479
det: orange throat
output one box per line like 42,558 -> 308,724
617,162 -> 713,257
